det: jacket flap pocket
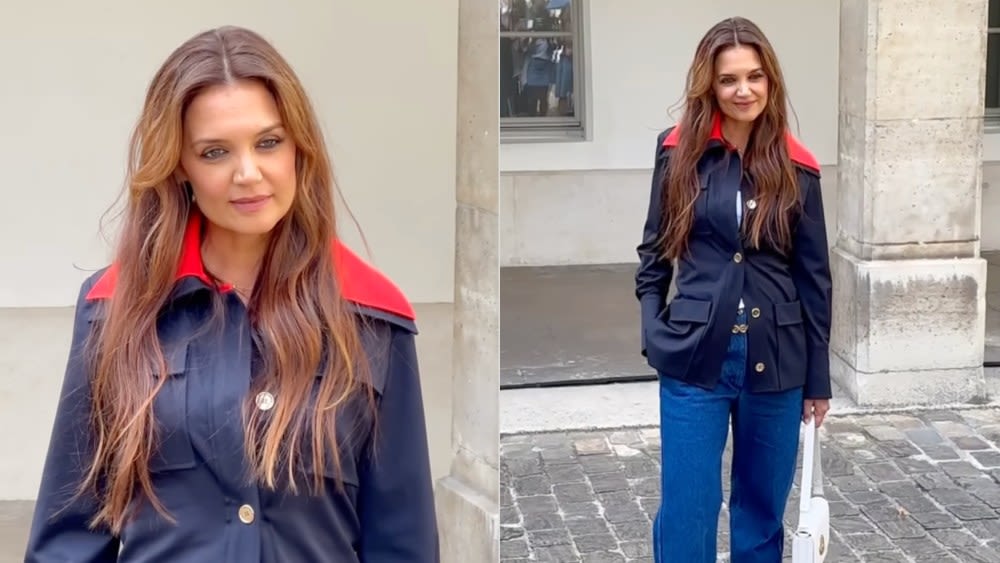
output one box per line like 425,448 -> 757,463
775,301 -> 803,326
153,342 -> 188,378
165,342 -> 188,375
316,324 -> 391,396
699,172 -> 710,189
327,457 -> 360,487
307,448 -> 361,487
149,342 -> 195,472
668,298 -> 712,324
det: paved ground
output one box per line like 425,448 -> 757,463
500,408 -> 1000,562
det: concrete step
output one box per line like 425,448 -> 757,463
0,500 -> 31,562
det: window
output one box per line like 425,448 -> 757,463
988,0 -> 1000,124
500,0 -> 586,142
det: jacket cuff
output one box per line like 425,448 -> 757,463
804,345 -> 832,399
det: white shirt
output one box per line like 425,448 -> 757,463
737,191 -> 745,311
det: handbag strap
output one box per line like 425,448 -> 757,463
799,416 -> 825,514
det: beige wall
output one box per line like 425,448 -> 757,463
0,0 -> 457,307
0,1 -> 459,499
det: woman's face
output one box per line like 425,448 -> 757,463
712,45 -> 769,124
178,79 -> 297,240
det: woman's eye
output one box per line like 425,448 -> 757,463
200,138 -> 281,160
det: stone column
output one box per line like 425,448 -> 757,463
433,0 -> 499,560
832,0 -> 990,406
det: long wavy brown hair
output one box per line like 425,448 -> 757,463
660,17 -> 800,260
78,26 -> 372,533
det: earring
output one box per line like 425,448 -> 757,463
184,180 -> 196,202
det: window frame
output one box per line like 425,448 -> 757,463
987,1 -> 1000,130
500,0 -> 587,143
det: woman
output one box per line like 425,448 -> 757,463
634,17 -> 832,563
25,26 -> 438,563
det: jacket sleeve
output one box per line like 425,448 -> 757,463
24,275 -> 120,562
357,326 -> 439,562
635,129 -> 674,357
790,172 -> 834,399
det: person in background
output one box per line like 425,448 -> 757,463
520,38 -> 555,116
25,25 -> 438,563
634,16 -> 832,563
552,5 -> 574,117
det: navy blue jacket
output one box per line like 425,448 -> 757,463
25,212 -> 439,562
635,116 -> 833,399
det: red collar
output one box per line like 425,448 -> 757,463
662,112 -> 820,173
85,211 -> 415,321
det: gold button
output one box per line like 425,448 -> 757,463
751,307 -> 761,318
747,199 -> 757,210
755,362 -> 765,373
734,252 -> 743,263
238,504 -> 255,524
255,391 -> 275,411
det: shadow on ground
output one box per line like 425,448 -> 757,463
502,252 -> 1000,389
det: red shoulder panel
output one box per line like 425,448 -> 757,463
85,264 -> 118,301
662,112 -> 725,148
783,132 -> 820,174
86,211 -> 416,321
660,112 -> 821,174
88,243 -> 415,321
332,241 -> 416,321
86,211 -> 215,302
662,124 -> 681,147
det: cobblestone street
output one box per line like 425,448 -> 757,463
500,408 -> 1000,562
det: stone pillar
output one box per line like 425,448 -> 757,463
433,0 -> 499,560
832,0 -> 990,406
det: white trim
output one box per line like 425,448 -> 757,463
983,129 -> 1000,162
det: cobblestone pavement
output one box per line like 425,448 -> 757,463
500,408 -> 1000,562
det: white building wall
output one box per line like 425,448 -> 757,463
500,0 -> 1000,265
0,0 -> 459,500
1,0 -> 457,307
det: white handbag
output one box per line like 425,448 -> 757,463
791,416 -> 830,562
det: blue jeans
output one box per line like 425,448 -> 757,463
652,310 -> 803,563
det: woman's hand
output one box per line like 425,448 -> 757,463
802,399 -> 830,428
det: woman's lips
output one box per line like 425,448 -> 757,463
230,195 -> 272,213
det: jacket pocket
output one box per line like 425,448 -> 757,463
646,297 -> 713,379
149,342 -> 197,473
691,175 -> 713,235
316,454 -> 361,489
301,436 -> 362,491
297,397 -> 368,490
774,300 -> 807,388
